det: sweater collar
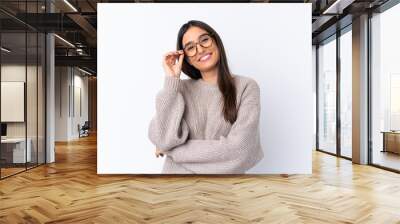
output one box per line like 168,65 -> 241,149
198,78 -> 218,88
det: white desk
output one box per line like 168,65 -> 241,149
1,138 -> 32,163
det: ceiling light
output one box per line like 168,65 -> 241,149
63,0 -> 78,12
1,47 -> 11,53
322,0 -> 354,14
54,34 -> 75,48
78,67 -> 93,76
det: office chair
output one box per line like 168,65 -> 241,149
79,121 -> 90,138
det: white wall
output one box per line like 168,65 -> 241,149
1,65 -> 42,139
55,66 -> 69,141
55,67 -> 89,141
98,3 -> 313,174
1,65 -> 26,127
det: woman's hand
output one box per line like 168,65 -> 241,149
163,50 -> 184,78
155,148 -> 165,158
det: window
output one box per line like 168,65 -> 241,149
317,36 -> 337,154
340,29 -> 352,158
370,3 -> 400,171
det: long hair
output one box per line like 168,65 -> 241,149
176,20 -> 237,124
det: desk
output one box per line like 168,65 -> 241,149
381,131 -> 400,154
1,138 -> 32,163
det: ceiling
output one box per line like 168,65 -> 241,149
0,0 -> 394,75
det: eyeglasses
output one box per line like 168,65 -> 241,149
183,33 -> 214,57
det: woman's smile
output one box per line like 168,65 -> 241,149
198,52 -> 213,62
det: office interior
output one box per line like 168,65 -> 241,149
0,0 -> 97,179
315,1 -> 400,172
0,0 -> 400,222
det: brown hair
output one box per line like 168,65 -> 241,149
176,20 -> 237,124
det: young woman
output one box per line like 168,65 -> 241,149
148,20 -> 264,174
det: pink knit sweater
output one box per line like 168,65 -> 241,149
148,74 -> 264,174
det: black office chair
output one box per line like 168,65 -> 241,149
78,121 -> 90,138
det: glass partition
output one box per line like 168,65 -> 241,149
0,1 -> 46,179
371,3 -> 400,171
38,32 -> 45,165
317,36 -> 337,155
339,29 -> 352,158
0,31 -> 28,177
27,31 -> 38,169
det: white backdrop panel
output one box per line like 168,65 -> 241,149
98,3 -> 313,174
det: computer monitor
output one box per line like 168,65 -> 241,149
1,123 -> 7,137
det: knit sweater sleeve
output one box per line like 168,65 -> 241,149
166,79 -> 263,174
148,75 -> 189,152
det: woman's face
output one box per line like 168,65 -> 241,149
182,26 -> 220,73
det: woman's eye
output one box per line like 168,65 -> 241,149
200,37 -> 210,43
186,46 -> 195,51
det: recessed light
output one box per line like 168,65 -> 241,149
1,47 -> 11,53
63,0 -> 78,12
54,34 -> 75,48
78,67 -> 93,76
